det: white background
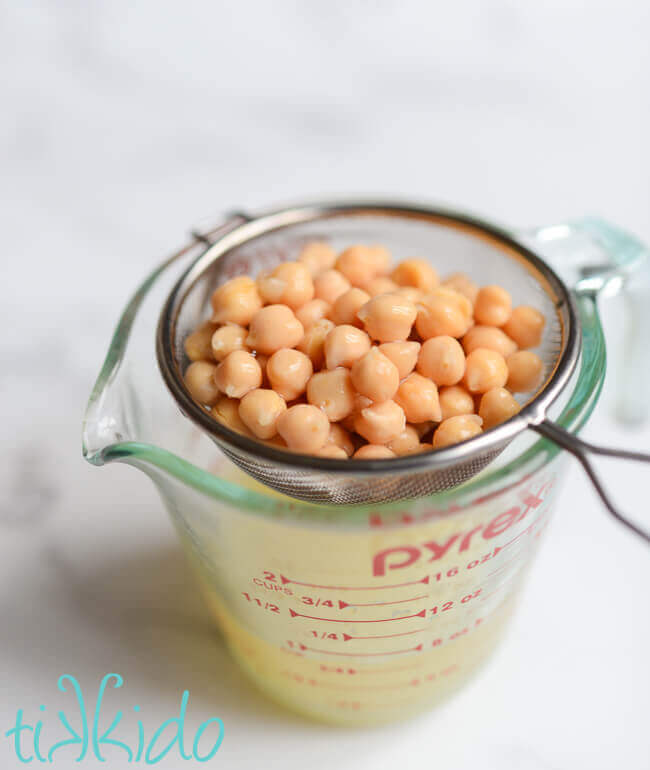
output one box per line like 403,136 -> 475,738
1,1 -> 649,768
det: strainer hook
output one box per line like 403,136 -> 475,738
533,420 -> 650,543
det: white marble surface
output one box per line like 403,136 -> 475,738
1,1 -> 649,768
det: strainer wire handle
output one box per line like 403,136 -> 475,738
532,420 -> 650,543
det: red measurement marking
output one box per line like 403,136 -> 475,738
295,643 -> 423,657
359,666 -> 460,686
342,628 -> 428,641
316,680 -> 423,691
501,528 -> 531,550
486,555 -> 520,578
289,608 -> 427,623
338,594 -> 428,609
280,574 -> 430,590
280,648 -> 304,657
521,492 -> 544,509
500,509 -> 551,550
370,663 -> 423,674
479,588 -> 505,603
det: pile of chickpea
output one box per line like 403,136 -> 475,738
183,242 -> 546,460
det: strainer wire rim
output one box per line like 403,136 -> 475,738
156,200 -> 580,478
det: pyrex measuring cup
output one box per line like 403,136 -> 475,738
83,205 -> 648,726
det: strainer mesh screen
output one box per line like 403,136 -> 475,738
220,443 -> 508,505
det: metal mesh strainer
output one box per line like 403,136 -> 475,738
157,201 -> 650,541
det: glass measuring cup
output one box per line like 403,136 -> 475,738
83,206 -> 648,726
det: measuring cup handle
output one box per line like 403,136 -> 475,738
519,217 -> 650,425
532,420 -> 650,544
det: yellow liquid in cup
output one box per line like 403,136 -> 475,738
176,471 -> 556,725
202,587 -> 517,725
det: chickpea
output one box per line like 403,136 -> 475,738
324,324 -> 371,369
442,273 -> 479,305
433,414 -> 483,449
364,276 -> 399,297
502,306 -> 546,349
257,261 -> 314,309
435,286 -> 473,316
298,241 -> 337,275
357,294 -> 417,342
474,285 -> 512,327
264,434 -> 290,450
184,320 -> 217,362
506,350 -> 544,393
316,444 -> 349,459
184,361 -> 220,406
339,390 -> 372,442
329,288 -> 371,326
186,241 -> 549,460
338,393 -> 372,433
277,404 -> 330,453
417,336 -> 466,386
462,325 -> 517,358
246,304 -> 304,355
339,413 -> 358,433
479,387 -> 521,430
296,318 -> 335,369
350,348 -> 400,402
438,385 -> 475,421
306,367 -> 355,421
370,245 -> 391,272
210,276 -> 262,326
378,341 -> 420,379
313,269 -> 352,305
413,421 -> 434,438
353,392 -> 373,413
395,286 -> 423,303
238,388 -> 287,439
255,353 -> 270,386
388,425 -> 421,456
463,348 -> 508,394
336,245 -> 391,287
266,348 -> 313,401
391,258 -> 439,292
415,287 -> 472,339
210,323 -> 248,362
353,445 -> 397,459
211,395 -> 253,436
354,400 -> 406,445
286,395 -> 308,407
325,423 -> 355,457
295,298 -> 331,329
394,373 -> 442,423
214,350 -> 262,399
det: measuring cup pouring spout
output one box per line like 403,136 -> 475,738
82,214 -> 246,470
